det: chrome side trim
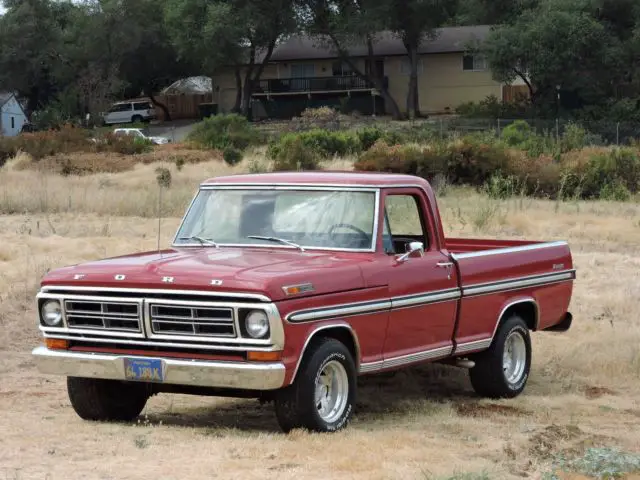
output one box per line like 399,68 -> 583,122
463,270 -> 575,297
289,323 -> 361,384
391,289 -> 461,309
359,345 -> 453,374
32,346 -> 286,390
288,300 -> 391,323
450,240 -> 569,260
40,286 -> 271,302
286,287 -> 461,323
454,338 -> 492,354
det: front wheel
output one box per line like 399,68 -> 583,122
469,315 -> 532,399
67,377 -> 150,422
274,338 -> 356,433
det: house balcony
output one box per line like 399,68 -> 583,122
253,75 -> 389,96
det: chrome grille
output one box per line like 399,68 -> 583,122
64,300 -> 141,332
150,304 -> 236,337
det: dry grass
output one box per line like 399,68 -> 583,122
0,154 -> 639,480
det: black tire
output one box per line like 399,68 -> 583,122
469,315 -> 532,399
131,115 -> 143,123
274,338 -> 357,433
67,377 -> 150,422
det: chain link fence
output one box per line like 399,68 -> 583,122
420,117 -> 640,146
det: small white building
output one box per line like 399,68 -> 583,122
0,92 -> 28,137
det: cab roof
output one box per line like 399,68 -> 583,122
201,171 -> 433,189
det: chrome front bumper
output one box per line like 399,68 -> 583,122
32,346 -> 286,391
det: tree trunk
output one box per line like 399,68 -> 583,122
233,67 -> 242,112
328,34 -> 403,120
147,91 -> 171,121
404,40 -> 421,120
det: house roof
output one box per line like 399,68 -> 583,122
256,25 -> 493,63
0,92 -> 14,107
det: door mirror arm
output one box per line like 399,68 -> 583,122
396,242 -> 424,263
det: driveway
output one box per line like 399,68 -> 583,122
147,119 -> 199,143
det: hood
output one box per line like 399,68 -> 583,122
41,247 -> 374,301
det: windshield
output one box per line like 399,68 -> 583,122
174,188 -> 377,251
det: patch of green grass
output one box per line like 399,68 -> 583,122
544,447 -> 640,479
422,470 -> 491,480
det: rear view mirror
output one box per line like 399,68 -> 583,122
396,241 -> 424,263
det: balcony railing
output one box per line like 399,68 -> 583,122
253,75 -> 388,95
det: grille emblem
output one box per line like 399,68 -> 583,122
162,276 -> 174,283
115,274 -> 126,281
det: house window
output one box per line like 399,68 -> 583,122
332,61 -> 355,76
400,57 -> 423,75
11,117 -> 14,129
290,63 -> 316,78
463,54 -> 487,71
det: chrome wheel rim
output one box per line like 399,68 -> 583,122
503,331 -> 527,384
315,360 -> 349,423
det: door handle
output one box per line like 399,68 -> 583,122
436,261 -> 454,279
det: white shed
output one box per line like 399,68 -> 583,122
0,92 -> 28,137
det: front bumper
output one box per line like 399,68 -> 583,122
32,346 -> 286,391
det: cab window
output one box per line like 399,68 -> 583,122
382,194 -> 429,254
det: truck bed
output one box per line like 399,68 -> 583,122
445,237 -> 575,343
445,237 -> 545,256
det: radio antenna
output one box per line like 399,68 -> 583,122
155,167 -> 171,258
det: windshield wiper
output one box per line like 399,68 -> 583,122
178,236 -> 220,248
247,235 -> 305,252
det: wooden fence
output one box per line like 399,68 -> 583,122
153,93 -> 214,121
502,85 -> 531,103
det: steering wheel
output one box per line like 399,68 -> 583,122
328,223 -> 370,246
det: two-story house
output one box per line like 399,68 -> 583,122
211,25 -> 526,119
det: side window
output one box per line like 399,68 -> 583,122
384,194 -> 429,253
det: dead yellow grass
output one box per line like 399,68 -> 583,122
0,157 -> 639,479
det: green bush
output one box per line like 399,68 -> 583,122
356,127 -> 384,150
271,136 -> 321,171
187,113 -> 261,151
501,120 -> 535,147
268,129 -> 361,160
354,140 -> 425,174
599,180 -> 631,201
222,146 -> 243,165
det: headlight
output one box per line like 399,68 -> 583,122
245,310 -> 269,338
41,300 -> 63,327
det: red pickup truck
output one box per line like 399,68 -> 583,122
32,172 -> 575,433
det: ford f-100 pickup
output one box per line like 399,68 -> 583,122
32,172 -> 575,433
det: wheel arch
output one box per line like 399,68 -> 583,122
289,323 -> 361,385
493,298 -> 539,338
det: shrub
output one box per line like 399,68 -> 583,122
354,140 -> 425,175
599,179 -> 631,201
501,120 -> 535,147
271,136 -> 321,171
447,137 -> 512,185
268,129 -> 361,160
187,113 -> 261,151
222,146 -> 243,165
356,127 -> 384,150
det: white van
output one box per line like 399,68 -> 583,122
102,100 -> 157,125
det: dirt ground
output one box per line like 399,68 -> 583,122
0,162 -> 639,479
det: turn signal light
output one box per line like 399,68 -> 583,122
247,350 -> 282,362
45,338 -> 69,350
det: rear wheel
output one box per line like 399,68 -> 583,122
275,338 -> 356,433
469,315 -> 532,399
67,377 -> 150,422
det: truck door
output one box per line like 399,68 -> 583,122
379,189 -> 460,364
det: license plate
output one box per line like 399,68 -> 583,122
124,358 -> 164,383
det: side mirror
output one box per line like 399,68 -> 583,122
396,241 -> 424,263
